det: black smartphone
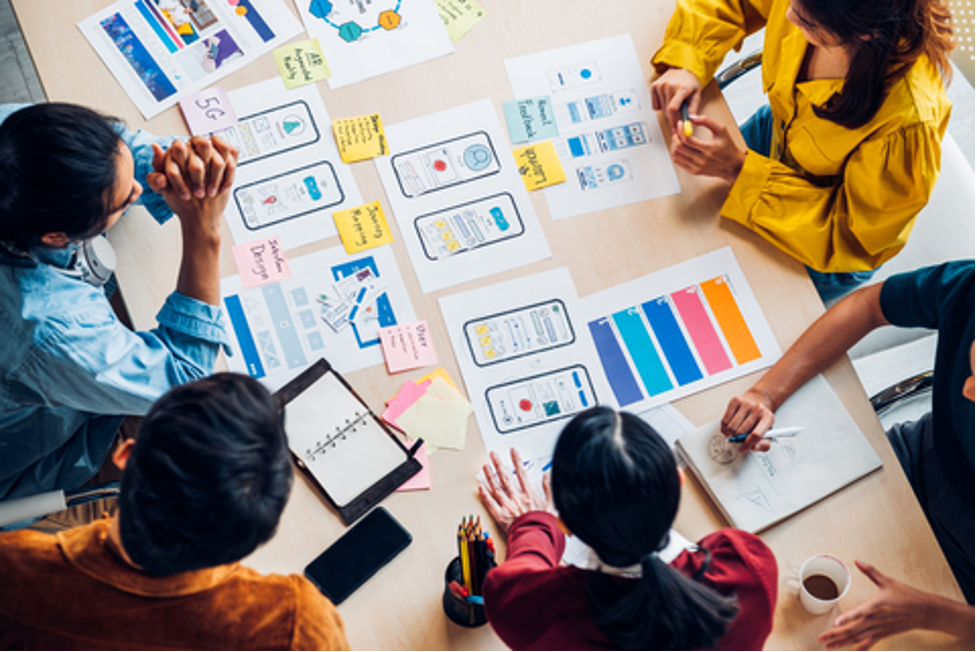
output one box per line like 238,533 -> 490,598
304,507 -> 412,605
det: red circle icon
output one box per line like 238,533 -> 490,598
433,159 -> 447,172
519,399 -> 532,412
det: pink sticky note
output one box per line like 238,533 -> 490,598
378,321 -> 438,373
231,236 -> 292,289
179,86 -> 238,136
396,441 -> 431,492
383,379 -> 431,426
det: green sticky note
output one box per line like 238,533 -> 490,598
273,38 -> 330,89
503,97 -> 559,144
435,0 -> 487,41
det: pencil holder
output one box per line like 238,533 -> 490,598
442,556 -> 488,627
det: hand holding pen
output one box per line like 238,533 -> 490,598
721,387 -> 778,452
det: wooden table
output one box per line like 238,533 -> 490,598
12,1 -> 967,649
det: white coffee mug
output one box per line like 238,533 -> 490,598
799,554 -> 851,615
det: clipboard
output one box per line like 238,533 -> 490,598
275,359 -> 423,525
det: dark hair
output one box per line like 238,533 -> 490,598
552,407 -> 738,650
0,103 -> 124,250
118,373 -> 293,576
795,0 -> 953,129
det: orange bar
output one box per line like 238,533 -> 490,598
699,276 -> 761,365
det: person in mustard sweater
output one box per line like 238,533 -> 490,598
650,0 -> 954,301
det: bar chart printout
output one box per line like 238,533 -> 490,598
582,248 -> 779,411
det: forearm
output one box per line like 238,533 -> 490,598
750,284 -> 888,410
176,227 -> 221,306
925,594 -> 975,641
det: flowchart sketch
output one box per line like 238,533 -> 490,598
221,245 -> 415,392
377,99 -> 551,294
580,248 -> 781,414
300,0 -> 454,88
79,0 -> 301,119
506,34 -> 680,219
439,268 -> 612,461
217,78 -> 362,249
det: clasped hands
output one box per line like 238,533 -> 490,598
650,67 -> 747,183
146,136 -> 239,229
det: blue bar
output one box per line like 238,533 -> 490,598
224,295 -> 265,379
134,0 -> 178,53
611,308 -> 673,397
588,317 -> 643,406
238,0 -> 276,42
262,284 -> 307,369
641,298 -> 703,386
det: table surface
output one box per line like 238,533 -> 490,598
12,0 -> 967,649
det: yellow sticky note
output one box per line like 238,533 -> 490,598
333,201 -> 394,254
513,140 -> 567,191
273,38 -> 330,89
332,114 -> 389,163
417,368 -> 460,394
435,0 -> 487,41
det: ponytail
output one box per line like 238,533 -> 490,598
585,553 -> 738,650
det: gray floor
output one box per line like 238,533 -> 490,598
0,0 -> 45,104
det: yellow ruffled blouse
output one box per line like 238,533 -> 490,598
652,0 -> 951,273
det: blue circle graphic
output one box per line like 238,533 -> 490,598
463,144 -> 492,171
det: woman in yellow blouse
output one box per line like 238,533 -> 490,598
650,0 -> 954,300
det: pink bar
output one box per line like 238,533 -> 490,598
670,286 -> 731,375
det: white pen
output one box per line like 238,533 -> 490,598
729,426 -> 804,444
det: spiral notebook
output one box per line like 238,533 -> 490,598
675,375 -> 882,533
275,359 -> 423,524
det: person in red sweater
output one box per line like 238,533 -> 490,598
478,406 -> 778,650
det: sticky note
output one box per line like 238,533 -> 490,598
332,114 -> 389,163
333,201 -> 394,254
378,320 -> 438,373
179,86 -> 238,136
231,236 -> 291,289
435,0 -> 486,41
513,141 -> 567,191
383,379 -> 432,425
273,38 -> 330,89
503,97 -> 558,144
410,377 -> 472,450
396,440 -> 431,491
417,367 -> 460,393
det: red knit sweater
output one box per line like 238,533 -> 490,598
483,512 -> 778,650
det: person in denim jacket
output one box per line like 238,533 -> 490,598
0,103 -> 238,503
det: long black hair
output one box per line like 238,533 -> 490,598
795,0 -> 953,129
552,407 -> 738,650
0,103 -> 123,251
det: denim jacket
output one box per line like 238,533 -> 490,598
0,104 -> 228,500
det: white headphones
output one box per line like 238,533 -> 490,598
61,237 -> 117,287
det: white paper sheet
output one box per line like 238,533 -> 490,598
676,375 -> 883,533
376,99 -> 551,293
505,34 -> 681,219
439,268 -> 612,461
213,78 -> 363,249
78,0 -> 301,119
221,245 -> 416,391
299,0 -> 454,89
579,247 -> 781,414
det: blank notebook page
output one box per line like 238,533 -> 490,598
284,371 -> 406,506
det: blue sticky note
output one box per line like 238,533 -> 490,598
503,97 -> 559,144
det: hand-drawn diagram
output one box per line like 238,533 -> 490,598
307,0 -> 404,43
414,193 -> 523,261
486,365 -> 597,434
708,433 -> 738,465
234,161 -> 344,230
392,132 -> 501,198
736,488 -> 774,514
463,299 -> 574,367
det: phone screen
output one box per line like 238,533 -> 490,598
304,507 -> 411,605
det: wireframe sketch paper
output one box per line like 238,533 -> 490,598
580,247 -> 780,414
505,34 -> 681,219
78,0 -> 301,119
675,375 -> 883,533
221,244 -> 416,392
376,99 -> 551,294
300,0 -> 454,88
215,78 -> 363,249
439,268 -> 612,461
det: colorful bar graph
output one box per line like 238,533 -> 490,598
641,297 -> 703,386
699,276 -> 762,365
670,286 -> 732,375
588,318 -> 643,406
611,308 -> 673,397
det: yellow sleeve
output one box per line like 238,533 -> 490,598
721,122 -> 943,273
651,0 -> 774,87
